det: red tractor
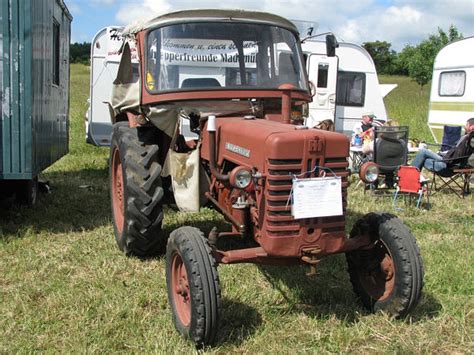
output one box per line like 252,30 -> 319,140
108,10 -> 423,346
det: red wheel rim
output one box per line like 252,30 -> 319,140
111,147 -> 125,234
171,252 -> 191,326
359,240 -> 395,302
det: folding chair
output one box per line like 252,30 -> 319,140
439,125 -> 462,152
393,166 -> 429,209
372,126 -> 409,188
430,134 -> 474,198
430,163 -> 473,198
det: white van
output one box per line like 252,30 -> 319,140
302,39 -> 392,134
428,36 -> 474,143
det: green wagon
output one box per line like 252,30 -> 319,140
0,0 -> 72,204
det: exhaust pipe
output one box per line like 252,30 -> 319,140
207,115 -> 229,181
279,83 -> 293,124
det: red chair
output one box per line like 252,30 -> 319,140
393,166 -> 429,209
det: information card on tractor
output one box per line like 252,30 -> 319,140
291,177 -> 343,219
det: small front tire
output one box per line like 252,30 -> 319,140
166,227 -> 221,347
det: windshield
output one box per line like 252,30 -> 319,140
145,22 -> 309,93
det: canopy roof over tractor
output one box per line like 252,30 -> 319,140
123,9 -> 299,36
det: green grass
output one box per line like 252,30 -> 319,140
1,64 -> 473,352
380,75 -> 432,142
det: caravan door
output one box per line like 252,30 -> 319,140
306,55 -> 338,128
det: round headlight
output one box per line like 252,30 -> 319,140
359,162 -> 379,183
230,167 -> 252,189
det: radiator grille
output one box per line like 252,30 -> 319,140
265,157 -> 349,237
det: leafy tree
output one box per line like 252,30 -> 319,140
393,45 -> 415,76
405,25 -> 463,89
362,41 -> 397,74
70,42 -> 91,64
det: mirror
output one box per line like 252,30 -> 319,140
325,34 -> 339,57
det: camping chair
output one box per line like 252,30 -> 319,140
429,133 -> 474,198
372,126 -> 409,188
425,125 -> 462,153
393,166 -> 429,209
430,156 -> 473,198
440,125 -> 462,152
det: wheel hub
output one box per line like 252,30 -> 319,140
358,240 -> 395,302
171,252 -> 191,326
111,148 -> 125,234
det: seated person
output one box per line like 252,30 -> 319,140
353,111 -> 376,135
411,118 -> 474,173
352,112 -> 375,147
362,119 -> 396,155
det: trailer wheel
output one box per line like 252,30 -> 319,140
110,121 -> 166,256
166,227 -> 221,347
16,177 -> 38,206
346,213 -> 423,318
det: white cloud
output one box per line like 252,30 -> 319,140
112,0 -> 474,51
115,0 -> 173,25
335,5 -> 425,48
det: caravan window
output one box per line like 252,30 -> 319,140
336,71 -> 366,107
439,71 -> 465,96
317,63 -> 329,88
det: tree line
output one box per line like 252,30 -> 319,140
69,25 -> 463,89
70,42 -> 91,65
363,25 -> 462,89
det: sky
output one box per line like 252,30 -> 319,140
69,0 -> 474,51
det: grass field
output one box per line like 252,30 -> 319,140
1,64 -> 473,352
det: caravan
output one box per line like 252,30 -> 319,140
428,36 -> 474,143
86,28 -> 394,145
86,26 -> 138,146
302,39 -> 392,134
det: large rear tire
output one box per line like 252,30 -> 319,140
166,227 -> 221,347
346,213 -> 423,318
110,122 -> 166,256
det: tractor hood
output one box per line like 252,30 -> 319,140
201,117 -> 349,173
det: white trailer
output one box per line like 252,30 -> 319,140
428,36 -> 474,143
86,28 -> 394,145
86,26 -> 138,146
302,39 -> 392,135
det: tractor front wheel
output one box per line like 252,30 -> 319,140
346,213 -> 423,318
166,227 -> 221,347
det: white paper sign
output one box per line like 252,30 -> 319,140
105,27 -> 139,63
157,39 -> 258,68
291,176 -> 343,219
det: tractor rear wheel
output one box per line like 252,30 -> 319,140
346,213 -> 423,318
166,227 -> 221,347
110,121 -> 166,256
